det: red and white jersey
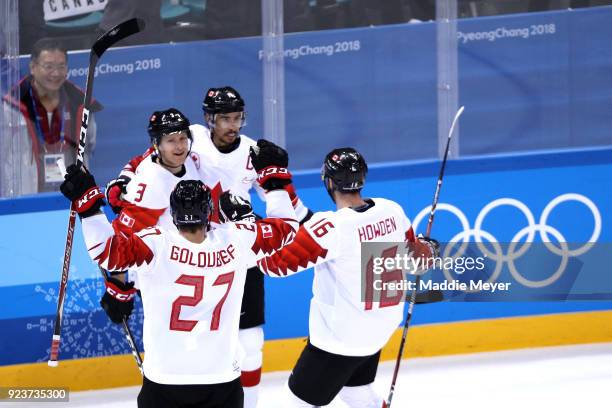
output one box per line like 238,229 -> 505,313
114,123 -> 309,229
258,198 -> 417,357
190,124 -> 266,224
113,152 -> 201,234
82,190 -> 297,385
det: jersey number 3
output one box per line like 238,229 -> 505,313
170,272 -> 235,332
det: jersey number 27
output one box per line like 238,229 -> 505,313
170,272 -> 235,332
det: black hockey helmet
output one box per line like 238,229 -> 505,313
202,87 -> 246,129
321,147 -> 368,196
170,180 -> 214,228
202,86 -> 245,115
148,108 -> 192,146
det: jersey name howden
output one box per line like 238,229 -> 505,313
169,244 -> 236,267
357,216 -> 397,242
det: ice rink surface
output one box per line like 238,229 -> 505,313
7,343 -> 611,407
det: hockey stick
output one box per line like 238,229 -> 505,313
98,268 -> 144,374
48,18 -> 146,368
55,156 -> 145,373
386,106 -> 465,407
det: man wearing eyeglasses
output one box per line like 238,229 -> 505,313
1,38 -> 102,196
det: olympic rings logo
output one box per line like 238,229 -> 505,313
410,193 -> 602,290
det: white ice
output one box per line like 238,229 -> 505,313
9,342 -> 612,407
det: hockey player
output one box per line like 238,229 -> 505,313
104,87 -> 310,407
256,147 -> 439,408
98,107 -> 201,323
60,141 -> 297,408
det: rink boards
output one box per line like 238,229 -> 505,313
2,4 -> 612,390
1,147 -> 611,389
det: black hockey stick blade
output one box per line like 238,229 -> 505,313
92,18 -> 145,60
415,289 -> 444,304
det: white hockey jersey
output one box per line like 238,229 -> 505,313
113,151 -> 201,234
257,198 -> 418,357
115,124 -> 309,230
83,190 -> 297,385
190,125 -> 265,224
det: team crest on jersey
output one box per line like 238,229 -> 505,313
191,152 -> 201,170
261,224 -> 273,238
120,213 -> 135,228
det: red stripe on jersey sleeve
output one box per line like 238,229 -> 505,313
257,227 -> 328,277
251,218 -> 297,255
207,182 -> 225,224
405,227 -> 416,243
88,242 -> 103,252
94,233 -> 154,271
112,204 -> 166,235
283,183 -> 299,207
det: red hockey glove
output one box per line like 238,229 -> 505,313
418,235 -> 440,258
409,235 -> 441,274
105,175 -> 131,214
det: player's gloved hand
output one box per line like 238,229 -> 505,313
249,139 -> 292,191
218,191 -> 255,223
60,164 -> 105,218
100,277 -> 137,324
418,235 -> 440,259
105,175 -> 131,214
407,235 -> 440,275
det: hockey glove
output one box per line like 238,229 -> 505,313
249,140 -> 292,190
60,164 -> 105,218
100,277 -> 137,324
407,235 -> 441,275
105,175 -> 131,214
218,191 -> 255,223
418,235 -> 441,259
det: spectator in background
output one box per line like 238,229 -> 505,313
1,38 -> 102,197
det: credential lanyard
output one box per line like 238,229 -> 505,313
28,86 -> 65,148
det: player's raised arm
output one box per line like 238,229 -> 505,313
61,165 -> 157,273
225,139 -> 300,260
60,165 -> 158,323
256,212 -> 340,278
